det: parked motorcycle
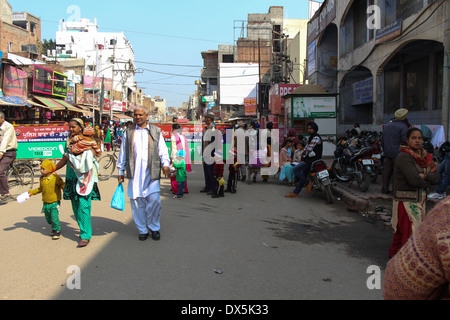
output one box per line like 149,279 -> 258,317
332,142 -> 373,192
308,159 -> 334,204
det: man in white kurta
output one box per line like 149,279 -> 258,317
117,108 -> 170,241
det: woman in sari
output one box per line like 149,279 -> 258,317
56,118 -> 101,248
389,128 -> 438,258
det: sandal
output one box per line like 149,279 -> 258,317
77,239 -> 90,248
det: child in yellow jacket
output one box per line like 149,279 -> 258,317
29,160 -> 65,240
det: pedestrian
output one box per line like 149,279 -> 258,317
212,150 -> 225,198
285,122 -> 322,198
0,111 -> 18,201
200,113 -> 217,195
28,160 -> 65,240
104,124 -> 112,152
117,106 -> 171,241
381,108 -> 410,194
235,121 -> 248,182
225,147 -> 240,194
172,150 -> 187,199
384,196 -> 450,300
388,128 -> 438,258
55,118 -> 101,248
353,123 -> 361,135
428,142 -> 450,200
170,123 -> 191,195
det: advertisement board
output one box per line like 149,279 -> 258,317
292,96 -> 336,119
15,125 -> 69,160
32,65 -> 68,98
3,65 -> 28,99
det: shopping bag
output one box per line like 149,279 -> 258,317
111,183 -> 125,212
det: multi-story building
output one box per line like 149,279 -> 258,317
55,18 -> 137,111
307,0 -> 449,138
0,0 -> 41,59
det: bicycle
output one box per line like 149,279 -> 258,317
98,149 -> 118,181
7,160 -> 36,196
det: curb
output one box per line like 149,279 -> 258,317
331,183 -> 369,212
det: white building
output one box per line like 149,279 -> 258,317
55,18 -> 136,104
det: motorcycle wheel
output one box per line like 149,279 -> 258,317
331,159 -> 350,182
357,168 -> 371,192
323,185 -> 334,204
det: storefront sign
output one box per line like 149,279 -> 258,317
352,78 -> 373,105
15,125 -> 69,160
269,84 -> 300,114
244,97 -> 257,116
32,65 -> 68,98
292,96 -> 336,119
376,19 -> 402,44
83,76 -> 113,91
76,84 -> 85,104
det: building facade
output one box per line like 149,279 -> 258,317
307,0 -> 449,137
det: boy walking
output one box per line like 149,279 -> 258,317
172,150 -> 187,199
29,160 -> 65,240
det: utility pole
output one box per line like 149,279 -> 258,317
110,45 -> 115,120
258,38 -> 262,119
99,76 -> 105,124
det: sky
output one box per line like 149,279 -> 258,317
11,0 -> 317,109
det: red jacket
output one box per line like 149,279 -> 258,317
213,163 -> 224,177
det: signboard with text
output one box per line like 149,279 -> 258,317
32,65 -> 68,98
15,125 -> 69,160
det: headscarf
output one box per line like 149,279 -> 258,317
41,159 -> 56,173
400,146 -> 437,173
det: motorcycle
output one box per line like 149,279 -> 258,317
308,159 -> 334,204
332,141 -> 373,192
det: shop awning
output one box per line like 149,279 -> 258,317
32,96 -> 66,111
53,99 -> 84,113
0,96 -> 31,107
113,113 -> 133,121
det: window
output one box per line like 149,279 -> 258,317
384,67 -> 400,114
222,54 -> 234,63
8,42 -> 12,52
434,51 -> 443,110
404,57 -> 429,112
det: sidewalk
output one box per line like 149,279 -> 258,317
329,166 -> 445,228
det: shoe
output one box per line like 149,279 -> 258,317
173,195 -> 183,199
285,193 -> 299,198
200,189 -> 209,193
52,231 -> 61,240
139,233 -> 149,241
151,231 -> 160,241
211,194 -> 221,198
231,190 -> 236,194
206,191 -> 214,195
77,239 -> 90,247
0,194 -> 12,201
241,175 -> 246,182
306,181 -> 313,195
224,189 -> 232,193
428,192 -> 446,200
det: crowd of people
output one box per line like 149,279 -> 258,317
1,106 -> 450,299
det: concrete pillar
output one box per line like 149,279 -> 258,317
443,1 -> 450,140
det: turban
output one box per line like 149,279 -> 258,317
307,122 -> 319,133
395,108 -> 409,121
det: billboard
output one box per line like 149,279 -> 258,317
15,125 -> 69,160
219,63 -> 259,105
3,65 -> 28,99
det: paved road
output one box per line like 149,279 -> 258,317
0,163 -> 392,300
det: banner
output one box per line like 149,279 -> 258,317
244,97 -> 257,116
292,96 -> 336,119
15,125 -> 69,160
3,65 -> 28,99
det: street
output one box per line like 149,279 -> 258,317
0,163 -> 392,300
